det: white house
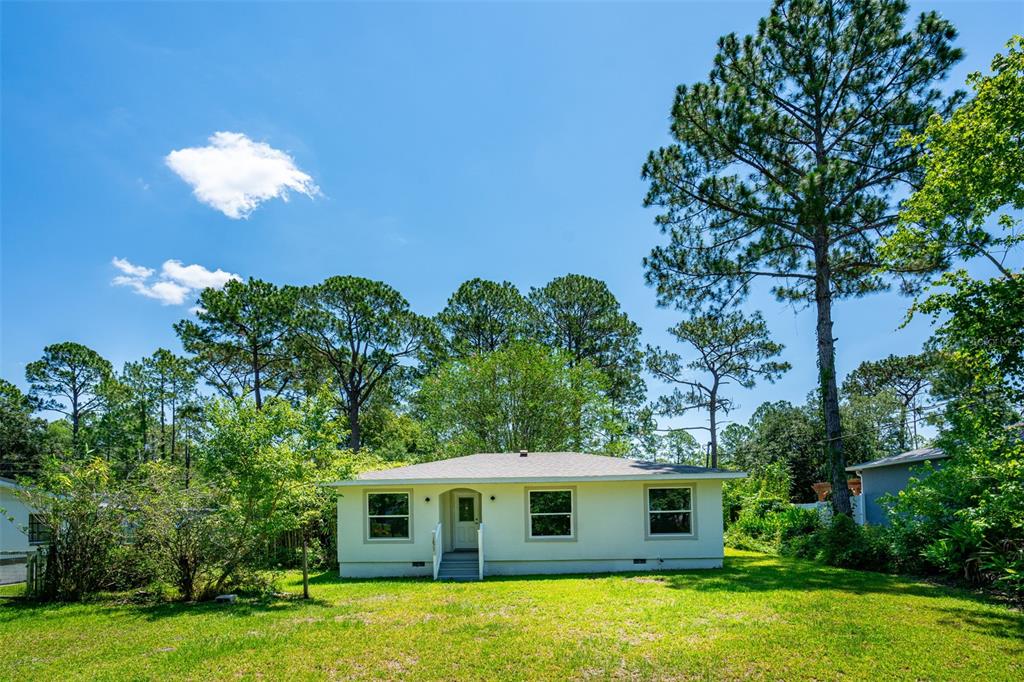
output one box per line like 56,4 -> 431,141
0,477 -> 45,585
330,451 -> 745,580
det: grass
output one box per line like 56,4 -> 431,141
1,550 -> 1021,681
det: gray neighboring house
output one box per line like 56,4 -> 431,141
846,447 -> 948,525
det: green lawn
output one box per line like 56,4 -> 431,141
1,550 -> 1021,681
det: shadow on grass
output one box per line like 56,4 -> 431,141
930,605 -> 1024,645
0,586 -> 334,622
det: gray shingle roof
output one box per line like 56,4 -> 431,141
329,451 -> 745,487
846,447 -> 946,472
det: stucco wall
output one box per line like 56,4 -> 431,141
860,461 -> 943,526
337,479 -> 725,577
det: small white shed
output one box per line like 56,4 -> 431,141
329,451 -> 745,581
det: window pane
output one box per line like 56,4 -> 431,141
28,514 -> 51,544
368,493 -> 409,516
458,497 -> 475,522
531,514 -> 572,537
530,490 -> 572,514
649,488 -> 691,512
649,511 -> 691,535
369,516 -> 409,539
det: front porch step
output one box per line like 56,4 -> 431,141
436,552 -> 481,581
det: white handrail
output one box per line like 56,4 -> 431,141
477,522 -> 484,581
432,522 -> 443,580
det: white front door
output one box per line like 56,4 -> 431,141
453,494 -> 479,549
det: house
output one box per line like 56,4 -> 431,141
0,477 -> 46,585
846,447 -> 948,526
329,451 -> 745,580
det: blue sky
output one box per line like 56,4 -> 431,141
2,1 -> 1021,438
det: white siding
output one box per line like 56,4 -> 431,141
337,479 -> 725,578
0,486 -> 34,585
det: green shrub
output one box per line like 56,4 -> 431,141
813,514 -> 893,572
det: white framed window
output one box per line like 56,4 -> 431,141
28,513 -> 51,545
646,486 -> 693,537
366,491 -> 411,541
526,488 -> 575,540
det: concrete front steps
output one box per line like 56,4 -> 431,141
437,551 -> 480,581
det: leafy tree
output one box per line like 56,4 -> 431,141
143,349 -> 197,460
529,275 -> 644,406
641,0 -> 961,514
654,429 -> 704,465
435,278 -> 534,359
197,396 -> 342,596
529,275 -> 646,450
882,36 -> 1024,278
647,310 -> 789,467
0,379 -> 47,479
292,276 -> 430,451
843,353 -> 935,449
25,342 -> 114,447
174,279 -> 296,409
719,401 -> 825,502
416,341 -> 610,456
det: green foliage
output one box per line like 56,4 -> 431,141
808,514 -> 894,572
642,0 -> 962,515
416,341 -> 612,456
726,502 -> 821,555
0,379 -> 48,479
174,278 -> 296,407
843,353 -> 935,450
292,275 -> 432,451
528,274 -> 645,412
647,309 -> 789,466
434,278 -> 534,360
17,458 -> 133,600
883,36 -> 1024,277
25,342 -> 114,446
722,461 -> 792,525
200,397 -> 336,540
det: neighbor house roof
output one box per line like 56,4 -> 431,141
328,451 -> 746,487
846,447 -> 947,473
0,477 -> 24,491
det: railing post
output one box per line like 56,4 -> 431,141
477,523 -> 484,581
432,522 -> 442,580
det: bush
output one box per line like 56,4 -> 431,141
726,502 -> 822,555
812,514 -> 893,572
17,459 -> 141,601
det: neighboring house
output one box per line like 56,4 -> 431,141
0,477 -> 46,585
330,451 -> 745,581
846,447 -> 948,526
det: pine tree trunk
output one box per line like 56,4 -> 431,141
708,385 -> 719,469
347,402 -> 361,452
813,244 -> 852,516
301,533 -> 310,600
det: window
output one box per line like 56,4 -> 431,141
528,489 -> 574,539
646,487 -> 693,536
458,497 -> 475,522
367,492 -> 411,540
28,514 -> 51,545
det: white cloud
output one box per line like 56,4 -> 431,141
165,131 -> 320,219
112,256 -> 154,279
111,257 -> 240,306
161,260 -> 238,290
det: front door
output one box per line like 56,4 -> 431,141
453,494 -> 479,549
